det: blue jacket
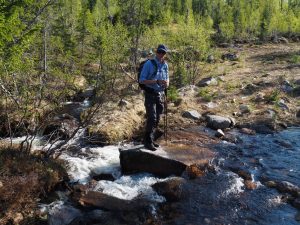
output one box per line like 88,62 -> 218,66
139,57 -> 169,92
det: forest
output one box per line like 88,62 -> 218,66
0,0 -> 300,140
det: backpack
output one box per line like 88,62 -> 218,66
137,59 -> 158,91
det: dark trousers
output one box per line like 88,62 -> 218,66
144,91 -> 164,144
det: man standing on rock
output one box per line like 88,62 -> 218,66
139,44 -> 169,151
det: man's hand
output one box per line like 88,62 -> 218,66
157,80 -> 169,88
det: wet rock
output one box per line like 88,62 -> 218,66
182,110 -> 201,120
73,88 -> 95,101
239,104 -> 251,114
223,133 -> 242,144
119,149 -> 187,177
197,77 -> 218,87
77,191 -> 147,211
244,180 -> 257,190
250,124 -> 275,134
152,177 -> 187,202
186,164 -> 205,179
274,139 -> 293,148
292,198 -> 300,209
276,181 -> 300,197
265,181 -> 277,188
215,129 -> 225,138
240,128 -> 256,135
43,114 -> 78,140
206,115 -> 233,130
91,173 -> 115,181
48,204 -> 82,225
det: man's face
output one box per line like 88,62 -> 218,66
157,50 -> 167,60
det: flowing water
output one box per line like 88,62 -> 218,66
158,127 -> 300,225
2,94 -> 300,224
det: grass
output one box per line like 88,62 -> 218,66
198,87 -> 216,102
290,54 -> 300,64
264,89 -> 281,103
0,148 -> 67,224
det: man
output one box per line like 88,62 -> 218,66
139,44 -> 169,151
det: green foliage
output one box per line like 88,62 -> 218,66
167,86 -> 180,103
265,89 -> 281,103
290,54 -> 300,63
198,87 -> 216,102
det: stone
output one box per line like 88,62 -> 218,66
276,181 -> 300,197
91,173 -> 115,181
242,83 -> 259,95
244,180 -> 257,190
77,191 -> 147,211
240,128 -> 256,135
222,52 -> 239,61
206,115 -> 232,130
186,164 -> 205,179
215,129 -> 225,138
278,99 -> 289,111
0,181 -> 3,188
296,109 -> 300,118
119,149 -> 187,177
292,86 -> 300,97
265,181 -> 276,188
152,177 -> 187,202
278,37 -> 289,44
48,204 -> 82,225
197,77 -> 218,87
239,105 -> 251,114
207,55 -> 215,63
182,110 -> 201,120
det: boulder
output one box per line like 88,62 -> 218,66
48,204 -> 82,225
292,86 -> 300,97
292,198 -> 300,209
43,114 -> 78,140
182,110 -> 201,120
242,84 -> 259,95
197,77 -> 218,87
276,181 -> 300,197
239,105 -> 251,114
186,164 -> 205,179
206,115 -> 233,130
76,191 -> 147,211
215,129 -> 225,138
240,128 -> 256,135
119,149 -> 187,177
152,177 -> 187,202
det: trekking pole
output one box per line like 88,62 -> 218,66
164,89 -> 168,143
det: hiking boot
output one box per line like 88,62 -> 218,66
144,142 -> 157,151
153,142 -> 160,148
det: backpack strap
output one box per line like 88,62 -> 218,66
148,59 -> 158,80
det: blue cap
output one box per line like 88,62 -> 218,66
157,44 -> 168,53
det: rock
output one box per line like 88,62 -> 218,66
244,180 -> 257,190
0,181 -> 3,188
292,198 -> 300,209
215,129 -> 225,138
239,105 -> 251,114
297,109 -> 300,118
206,115 -> 233,130
73,88 -> 95,101
251,124 -> 275,134
197,77 -> 218,87
207,55 -> 215,63
242,84 -> 259,95
274,139 -> 293,148
48,204 -> 82,225
118,99 -> 130,109
91,173 -> 115,181
43,114 -> 78,140
222,52 -> 239,61
240,128 -> 256,135
254,92 -> 265,102
152,177 -> 187,202
186,164 -> 205,179
276,181 -> 300,197
278,99 -> 289,111
119,149 -> 187,177
296,211 -> 300,221
265,181 -> 277,188
292,86 -> 300,97
77,191 -> 147,211
182,110 -> 201,120
278,37 -> 289,44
